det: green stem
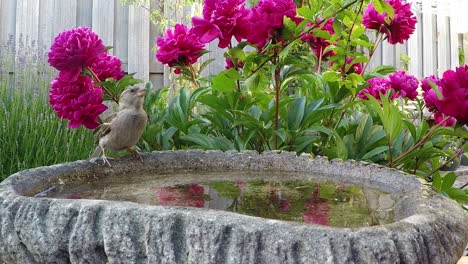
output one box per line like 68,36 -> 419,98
460,182 -> 468,189
387,137 -> 393,167
229,43 -> 242,93
390,116 -> 450,166
427,147 -> 464,181
188,64 -> 200,89
274,61 -> 281,150
361,31 -> 384,74
87,67 -> 119,104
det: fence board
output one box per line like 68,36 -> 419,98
38,0 -> 55,51
437,15 -> 450,75
114,1 -> 129,72
128,4 -> 150,81
382,41 -> 395,66
450,19 -> 460,69
92,0 -> 115,51
53,0 -> 77,33
407,11 -> 422,77
422,6 -> 435,77
0,0 -> 17,48
15,0 -> 40,49
76,0 -> 93,27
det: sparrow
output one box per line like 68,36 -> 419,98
90,86 -> 148,166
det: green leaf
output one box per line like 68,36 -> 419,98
432,173 -> 442,191
445,187 -> 468,203
380,0 -> 395,19
212,69 -> 240,92
200,58 -> 215,73
275,128 -> 286,143
297,7 -> 314,19
287,97 -> 306,131
323,71 -> 341,83
229,48 -> 246,61
365,65 -> 396,78
361,146 -> 389,160
441,172 -> 456,192
281,17 -> 297,41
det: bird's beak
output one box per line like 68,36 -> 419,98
136,87 -> 147,97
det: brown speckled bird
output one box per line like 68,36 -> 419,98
90,86 -> 148,166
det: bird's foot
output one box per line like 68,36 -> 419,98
128,148 -> 144,162
102,156 -> 113,167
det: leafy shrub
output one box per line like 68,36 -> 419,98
143,0 -> 468,204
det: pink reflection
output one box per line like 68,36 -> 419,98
156,184 -> 205,208
303,186 -> 330,226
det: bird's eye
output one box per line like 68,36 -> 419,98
130,88 -> 138,93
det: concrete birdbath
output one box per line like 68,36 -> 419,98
0,150 -> 467,263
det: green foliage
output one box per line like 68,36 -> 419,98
0,68 -> 94,180
140,0 -> 467,205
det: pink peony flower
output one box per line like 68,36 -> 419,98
90,52 -> 125,81
191,0 -> 251,48
48,27 -> 105,73
388,70 -> 419,100
358,77 -> 397,101
301,19 -> 336,59
331,57 -> 363,74
245,0 -> 298,50
362,0 -> 417,44
421,75 -> 441,92
438,65 -> 468,123
225,57 -> 244,69
49,75 -> 107,129
156,24 -> 206,68
434,112 -> 456,127
422,88 -> 440,112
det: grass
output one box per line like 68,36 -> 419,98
0,52 -> 94,181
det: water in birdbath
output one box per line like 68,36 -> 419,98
35,171 -> 400,228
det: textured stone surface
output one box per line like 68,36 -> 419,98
0,150 -> 467,264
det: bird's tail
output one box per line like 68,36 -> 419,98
90,146 -> 103,159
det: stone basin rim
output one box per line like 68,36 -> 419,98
0,150 -> 467,264
0,150 -> 456,228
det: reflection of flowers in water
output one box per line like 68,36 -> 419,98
235,181 -> 245,189
303,186 -> 330,226
156,184 -> 205,208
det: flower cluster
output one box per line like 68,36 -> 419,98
245,0 -> 299,49
331,57 -> 363,75
191,0 -> 250,48
48,27 -> 125,129
388,70 -> 419,100
91,52 -> 125,81
156,0 -> 301,70
421,66 -> 468,125
156,24 -> 206,74
48,27 -> 105,80
362,0 -> 417,44
49,75 -> 107,129
358,77 -> 395,101
358,71 -> 418,101
301,19 -> 336,59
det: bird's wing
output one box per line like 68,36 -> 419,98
94,112 -> 117,144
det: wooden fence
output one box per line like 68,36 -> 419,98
0,0 -> 465,89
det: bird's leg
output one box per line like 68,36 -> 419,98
101,147 -> 112,167
127,147 -> 143,162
